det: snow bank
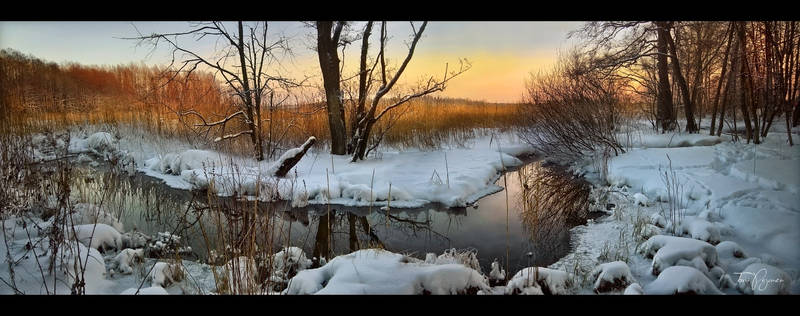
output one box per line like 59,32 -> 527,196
591,261 -> 636,293
505,267 -> 572,295
619,132 -> 725,149
644,266 -> 722,294
284,249 -> 489,294
107,131 -> 533,208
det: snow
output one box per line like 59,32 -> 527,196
505,267 -> 572,295
489,260 -> 506,283
270,247 -> 313,284
633,192 -> 650,206
121,286 -> 169,295
591,261 -> 636,293
111,248 -> 144,274
284,249 -> 490,294
148,262 -> 184,287
644,266 -> 723,295
624,283 -> 644,295
72,126 -> 533,208
552,125 -> 800,295
70,223 -> 123,252
637,235 -> 719,276
734,263 -> 792,295
680,217 -> 721,244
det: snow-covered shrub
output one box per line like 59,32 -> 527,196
643,266 -> 722,295
505,267 -> 572,295
489,259 -> 506,286
111,248 -> 144,275
735,263 -> 792,295
121,230 -> 151,249
633,193 -> 649,206
650,213 -> 667,228
432,248 -> 482,273
270,247 -> 312,286
70,223 -> 123,252
147,231 -> 191,257
637,235 -> 718,276
148,261 -> 184,287
591,261 -> 636,293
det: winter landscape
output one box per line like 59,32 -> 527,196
1,21 -> 798,295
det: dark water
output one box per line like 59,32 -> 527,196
95,156 -> 599,274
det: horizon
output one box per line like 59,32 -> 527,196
0,21 -> 583,103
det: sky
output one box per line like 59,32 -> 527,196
0,21 -> 584,103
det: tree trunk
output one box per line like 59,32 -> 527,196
236,21 -> 263,161
736,22 -> 757,144
664,22 -> 699,133
656,22 -> 677,132
316,21 -> 347,155
711,24 -> 734,136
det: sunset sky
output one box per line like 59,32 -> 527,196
0,21 -> 584,103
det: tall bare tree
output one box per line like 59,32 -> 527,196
128,21 -> 304,162
315,21 -> 469,161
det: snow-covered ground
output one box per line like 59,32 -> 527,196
5,120 -> 799,295
66,125 -> 534,209
551,121 -> 800,294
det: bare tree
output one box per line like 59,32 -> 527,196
315,21 -> 470,161
127,21 -> 308,162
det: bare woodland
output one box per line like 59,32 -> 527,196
518,21 -> 799,160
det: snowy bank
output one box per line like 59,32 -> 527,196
69,128 -> 533,208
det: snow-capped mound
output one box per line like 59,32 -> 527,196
505,267 -> 572,295
284,249 -> 489,294
735,263 -> 792,295
637,235 -> 718,276
644,266 -> 723,294
680,218 -> 721,244
624,283 -> 644,295
70,223 -> 123,252
591,261 -> 636,293
148,262 -> 184,288
111,248 -> 144,275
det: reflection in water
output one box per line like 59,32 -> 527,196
91,158 -> 595,275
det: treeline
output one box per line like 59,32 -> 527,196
523,21 -> 799,153
0,48 -> 228,121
